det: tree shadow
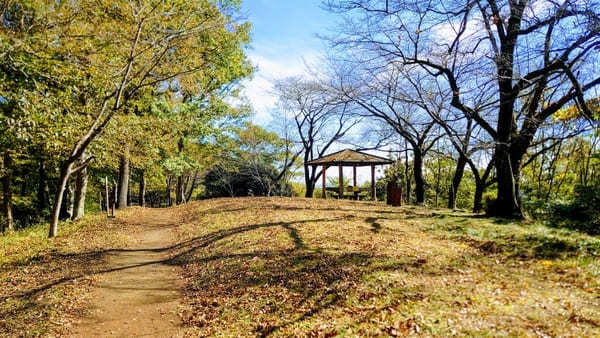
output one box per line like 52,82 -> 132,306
281,223 -> 305,249
366,217 -> 382,233
0,216 -> 346,303
175,248 -> 427,336
0,206 -> 440,336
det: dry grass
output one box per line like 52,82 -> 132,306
2,198 -> 598,337
0,210 -> 139,337
172,197 -> 600,337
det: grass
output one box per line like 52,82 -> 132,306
171,197 -> 600,337
0,211 -> 134,337
1,198 -> 598,337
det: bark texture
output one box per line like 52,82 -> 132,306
491,145 -> 523,218
2,152 -> 14,232
413,151 -> 425,205
117,147 -> 130,209
304,164 -> 316,198
176,176 -> 185,205
72,164 -> 88,220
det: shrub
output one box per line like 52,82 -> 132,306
289,182 -> 306,197
203,163 -> 291,198
12,196 -> 42,229
544,185 -> 600,235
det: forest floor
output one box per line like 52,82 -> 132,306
1,197 -> 600,337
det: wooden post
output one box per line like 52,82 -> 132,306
371,165 -> 376,201
338,164 -> 344,199
322,165 -> 327,199
112,180 -> 117,217
104,176 -> 110,214
353,166 -> 358,200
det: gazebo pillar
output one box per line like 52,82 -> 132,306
353,166 -> 358,200
371,165 -> 376,201
338,165 -> 344,198
304,149 -> 393,201
322,165 -> 327,199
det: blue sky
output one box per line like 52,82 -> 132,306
241,0 -> 331,125
239,1 -> 388,184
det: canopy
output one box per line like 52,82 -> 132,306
306,149 -> 393,167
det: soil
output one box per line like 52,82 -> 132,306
71,209 -> 184,337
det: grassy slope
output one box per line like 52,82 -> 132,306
0,211 -> 135,337
172,197 -> 600,337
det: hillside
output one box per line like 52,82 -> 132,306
172,198 -> 599,336
1,197 -> 599,337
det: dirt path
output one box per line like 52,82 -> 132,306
72,209 -> 184,337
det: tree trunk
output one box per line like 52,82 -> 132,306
72,164 -> 88,221
176,175 -> 185,205
404,145 -> 411,203
60,182 -> 75,220
304,164 -> 314,198
2,152 -> 14,233
166,176 -> 173,207
127,180 -> 132,206
139,170 -> 146,207
448,155 -> 467,210
492,145 -> 523,218
175,137 -> 186,205
492,21 -> 525,219
185,171 -> 199,202
413,150 -> 425,205
473,179 -> 485,214
37,157 -> 48,212
305,184 -> 314,198
49,161 -> 76,237
117,146 -> 130,209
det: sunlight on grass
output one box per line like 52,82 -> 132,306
173,197 -> 600,337
0,211 -> 133,336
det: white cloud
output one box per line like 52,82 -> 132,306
242,47 -> 320,125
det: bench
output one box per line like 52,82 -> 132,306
325,186 -> 371,200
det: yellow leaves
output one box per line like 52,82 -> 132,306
553,97 -> 600,122
540,260 -> 553,268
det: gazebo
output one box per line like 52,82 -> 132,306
306,149 -> 393,200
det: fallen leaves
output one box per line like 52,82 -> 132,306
170,198 -> 600,337
0,211 -> 135,336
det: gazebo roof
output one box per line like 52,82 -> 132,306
306,149 -> 393,167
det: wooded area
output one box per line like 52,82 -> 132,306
1,0 -> 258,236
1,1 -> 599,235
1,0 -> 600,336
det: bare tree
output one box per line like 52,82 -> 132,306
405,74 -> 497,212
269,110 -> 304,194
275,76 -> 360,197
330,64 -> 442,204
325,0 -> 600,218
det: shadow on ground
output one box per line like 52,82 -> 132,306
3,198 -> 597,336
